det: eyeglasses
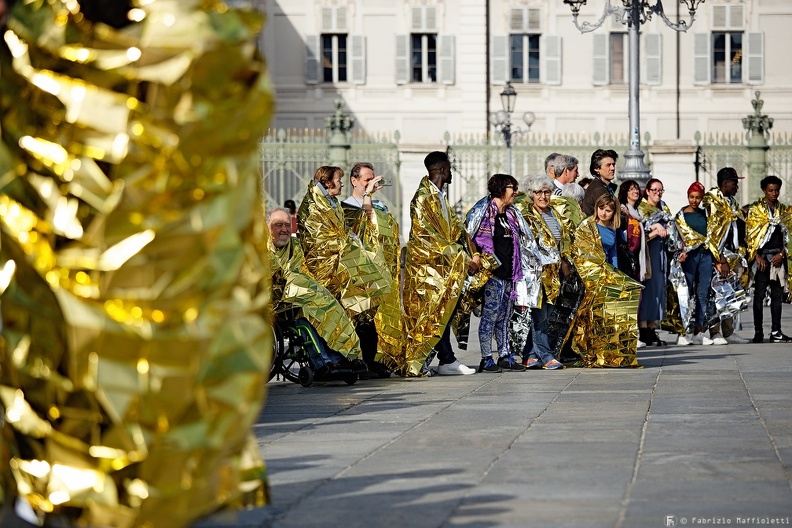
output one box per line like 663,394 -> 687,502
532,190 -> 551,196
648,188 -> 664,194
505,185 -> 518,191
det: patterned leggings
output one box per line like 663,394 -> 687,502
478,277 -> 513,358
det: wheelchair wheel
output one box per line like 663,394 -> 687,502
278,327 -> 308,384
269,322 -> 284,381
298,366 -> 314,387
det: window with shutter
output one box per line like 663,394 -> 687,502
305,35 -> 321,85
507,8 -> 543,85
438,35 -> 455,85
405,6 -> 440,83
321,6 -> 348,32
693,33 -> 710,85
411,6 -> 438,32
592,33 -> 609,85
510,34 -> 540,84
642,33 -> 662,86
609,33 -> 627,84
321,34 -> 348,83
745,32 -> 764,85
509,7 -> 542,33
395,34 -> 409,85
712,31 -> 742,84
491,35 -> 508,85
350,35 -> 366,85
541,35 -> 562,86
712,3 -> 744,30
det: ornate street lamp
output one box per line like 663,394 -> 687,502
562,0 -> 705,183
490,81 -> 535,175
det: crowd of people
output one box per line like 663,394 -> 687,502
267,150 -> 792,380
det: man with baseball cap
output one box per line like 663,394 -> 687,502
702,167 -> 751,345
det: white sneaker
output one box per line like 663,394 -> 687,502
725,333 -> 751,345
711,333 -> 728,346
437,360 -> 476,376
677,334 -> 691,346
690,333 -> 713,346
637,340 -> 646,349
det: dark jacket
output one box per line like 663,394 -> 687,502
581,177 -> 618,216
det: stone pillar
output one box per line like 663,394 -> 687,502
325,98 -> 355,170
742,91 -> 774,203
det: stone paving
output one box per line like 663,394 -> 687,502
204,305 -> 792,528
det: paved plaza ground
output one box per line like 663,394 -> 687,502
206,305 -> 792,528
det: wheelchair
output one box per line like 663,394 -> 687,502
270,316 -> 358,387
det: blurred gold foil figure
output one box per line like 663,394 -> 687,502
0,1 -> 274,526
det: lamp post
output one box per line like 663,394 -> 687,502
325,98 -> 355,169
490,81 -> 535,175
742,91 -> 773,202
562,0 -> 705,183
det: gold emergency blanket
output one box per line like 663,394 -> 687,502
703,188 -> 745,265
550,195 -> 586,233
342,204 -> 404,372
571,218 -> 643,367
402,177 -> 473,376
297,182 -> 390,319
270,238 -> 361,360
0,1 -> 274,527
745,198 -> 792,294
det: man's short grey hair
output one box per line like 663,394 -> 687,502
553,154 -> 579,179
266,206 -> 291,223
544,152 -> 562,173
525,175 -> 555,193
561,182 -> 585,202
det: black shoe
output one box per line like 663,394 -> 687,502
498,355 -> 527,372
559,353 -> 582,364
368,361 -> 393,378
770,331 -> 792,343
752,331 -> 764,344
648,329 -> 667,347
479,357 -> 502,373
352,358 -> 374,379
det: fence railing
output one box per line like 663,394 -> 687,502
260,128 -> 401,220
443,131 -> 635,215
695,131 -> 792,204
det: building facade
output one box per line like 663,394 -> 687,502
252,0 -> 792,220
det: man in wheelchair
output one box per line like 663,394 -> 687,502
267,208 -> 366,384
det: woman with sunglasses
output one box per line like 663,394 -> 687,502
467,174 -> 541,372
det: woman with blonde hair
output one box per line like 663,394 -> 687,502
571,193 -> 643,367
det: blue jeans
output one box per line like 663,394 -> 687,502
525,299 -> 556,365
681,248 -> 713,331
478,277 -> 513,358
